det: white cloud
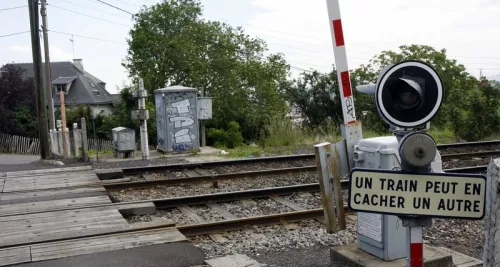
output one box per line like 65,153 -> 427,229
8,44 -> 72,63
246,0 -> 500,78
9,45 -> 31,53
48,46 -> 73,62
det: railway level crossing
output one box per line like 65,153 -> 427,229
318,1 -> 488,266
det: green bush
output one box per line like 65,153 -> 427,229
207,121 -> 244,149
258,116 -> 306,148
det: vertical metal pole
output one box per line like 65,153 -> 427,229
92,106 -> 98,162
40,0 -> 55,131
397,133 -> 432,267
407,226 -> 423,267
28,0 -> 50,160
138,78 -> 150,160
200,88 -> 206,147
60,91 -> 68,157
81,118 -> 89,162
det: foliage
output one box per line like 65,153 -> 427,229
0,65 -> 38,137
124,0 -> 289,142
258,115 -> 307,148
207,121 -> 244,149
449,78 -> 500,141
358,44 -> 477,128
284,70 -> 342,129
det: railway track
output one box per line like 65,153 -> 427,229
109,164 -> 487,238
105,140 -> 499,239
106,164 -> 488,191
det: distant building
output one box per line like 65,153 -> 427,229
1,59 -> 120,116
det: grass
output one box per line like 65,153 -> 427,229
88,149 -> 114,156
217,119 -> 487,158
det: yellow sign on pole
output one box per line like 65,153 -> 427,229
348,168 -> 487,220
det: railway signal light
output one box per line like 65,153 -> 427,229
356,60 -> 444,130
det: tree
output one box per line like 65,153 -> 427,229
123,0 -> 289,142
0,65 -> 37,137
284,69 -> 343,129
451,78 -> 500,141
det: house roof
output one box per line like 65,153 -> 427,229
2,61 -> 115,106
52,76 -> 77,85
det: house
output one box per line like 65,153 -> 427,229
1,59 -> 119,116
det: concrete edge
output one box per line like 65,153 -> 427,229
39,159 -> 65,166
95,168 -> 124,180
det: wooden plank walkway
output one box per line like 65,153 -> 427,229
0,166 -> 187,266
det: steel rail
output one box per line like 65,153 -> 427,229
151,183 -> 321,208
440,150 -> 500,160
121,141 -> 500,175
107,166 -> 316,190
106,165 -> 488,191
121,154 -> 315,175
177,207 -> 351,237
437,139 -> 500,149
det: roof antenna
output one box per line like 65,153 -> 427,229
69,35 -> 74,59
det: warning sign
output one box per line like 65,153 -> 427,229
348,168 -> 487,220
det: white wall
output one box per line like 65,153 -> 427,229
90,104 -> 114,117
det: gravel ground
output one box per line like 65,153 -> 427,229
283,192 -> 348,210
123,159 -> 316,182
442,157 -> 491,169
423,218 -> 484,260
189,205 -> 226,222
92,157 -> 188,169
189,217 -> 357,259
127,208 -> 194,225
213,159 -> 315,174
438,144 -> 500,154
109,171 -> 318,202
220,199 -> 295,218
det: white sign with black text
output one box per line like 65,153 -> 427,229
348,168 -> 487,220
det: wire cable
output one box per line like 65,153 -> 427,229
47,4 -> 131,27
0,31 -> 31,38
54,0 -> 127,17
49,30 -> 128,45
92,0 -> 134,15
0,5 -> 27,12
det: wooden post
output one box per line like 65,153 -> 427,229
81,118 -> 89,162
60,91 -> 68,157
314,141 -> 346,233
28,0 -> 50,159
483,158 -> 500,265
73,123 -> 80,157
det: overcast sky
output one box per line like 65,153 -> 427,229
1,0 -> 499,94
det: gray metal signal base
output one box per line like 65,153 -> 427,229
353,136 -> 407,261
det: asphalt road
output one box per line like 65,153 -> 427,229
15,242 -> 206,267
0,154 -> 89,172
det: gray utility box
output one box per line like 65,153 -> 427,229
112,126 -> 135,158
154,85 -> 199,153
353,136 -> 406,261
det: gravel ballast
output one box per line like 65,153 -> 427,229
423,218 -> 484,260
109,171 -> 318,202
92,157 -> 189,169
190,217 -> 357,259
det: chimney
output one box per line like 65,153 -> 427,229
73,59 -> 84,73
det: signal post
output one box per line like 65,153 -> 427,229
336,61 -> 487,266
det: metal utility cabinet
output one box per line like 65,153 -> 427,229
112,126 -> 135,158
353,136 -> 407,261
154,85 -> 199,153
